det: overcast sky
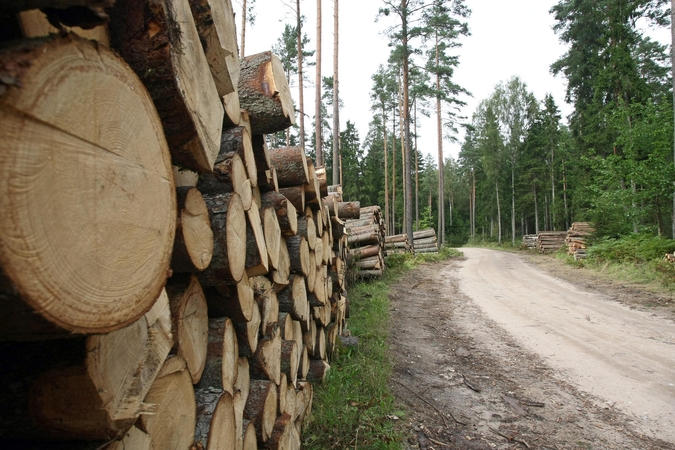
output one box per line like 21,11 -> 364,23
240,0 -> 669,162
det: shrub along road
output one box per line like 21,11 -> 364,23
389,249 -> 675,449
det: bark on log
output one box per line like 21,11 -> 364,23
239,51 -> 295,134
297,345 -> 309,380
197,151 -> 252,210
108,0 -> 224,173
302,319 -> 316,356
262,413 -> 292,450
277,275 -> 308,322
315,165 -> 328,198
196,317 -> 238,395
330,217 -> 345,239
166,275 -> 209,384
297,216 -> 317,250
355,256 -> 382,270
347,230 -> 380,247
138,365 -> 196,450
413,229 -> 436,240
0,35 -> 175,334
261,206 -> 282,271
280,340 -> 299,388
304,161 -> 321,206
235,301 -> 260,357
269,146 -> 309,188
413,236 -> 437,246
305,359 -> 330,382
352,244 -> 381,260
261,191 -> 298,237
193,388 -> 236,450
295,381 -> 313,433
250,276 -> 279,336
202,270 -> 255,322
219,126 -> 257,187
187,0 -> 239,109
278,186 -> 305,213
171,187 -> 214,273
250,325 -> 281,385
337,202 -> 361,220
286,236 -> 310,277
244,380 -> 278,444
200,192 -> 246,285
242,420 -> 258,450
245,204 -> 270,276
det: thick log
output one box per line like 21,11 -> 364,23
187,0 -> 239,107
194,388 -> 236,450
171,187 -> 214,273
239,51 -> 295,134
286,236 -> 310,277
280,340 -> 299,387
261,191 -> 298,237
244,380 -> 278,443
352,244 -> 381,260
415,248 -> 439,254
413,236 -> 437,246
200,192 -> 246,285
347,230 -> 380,247
17,8 -> 109,43
202,270 -> 255,322
245,205 -> 270,276
0,35 -> 175,334
278,185 -> 304,212
220,126 -> 257,187
197,151 -> 252,210
138,365 -> 196,450
355,256 -> 382,270
415,242 -> 439,251
385,234 -> 407,244
235,301 -> 260,357
344,217 -> 377,229
269,146 -> 309,188
109,0 -> 223,173
166,275 -> 209,384
197,317 -> 238,395
250,325 -> 281,385
337,202 -> 361,220
277,275 -> 308,322
413,228 -> 436,240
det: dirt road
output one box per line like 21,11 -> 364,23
389,249 -> 675,449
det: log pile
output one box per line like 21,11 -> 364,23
0,2 -> 349,448
537,231 -> 568,253
566,222 -> 595,260
384,234 -> 413,255
665,253 -> 675,263
345,206 -> 386,278
521,234 -> 538,250
413,228 -> 439,254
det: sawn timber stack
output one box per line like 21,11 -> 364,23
345,205 -> 386,278
0,2 -> 352,448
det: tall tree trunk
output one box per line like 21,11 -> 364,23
392,108 -> 397,234
471,168 -> 476,239
383,106 -> 390,235
562,160 -> 569,230
511,164 -> 515,245
496,181 -> 502,244
296,0 -> 305,148
332,0 -> 340,185
435,33 -> 444,246
402,2 -> 413,245
398,70 -> 405,230
315,0 -> 323,165
534,183 -> 539,234
671,0 -> 675,238
414,99 -> 419,231
240,0 -> 247,58
551,146 -> 555,231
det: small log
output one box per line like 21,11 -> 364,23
304,161 -> 321,206
302,319 -> 316,356
315,165 -> 328,198
286,235 -> 311,277
331,217 -> 345,239
272,237 -> 292,290
242,420 -> 258,449
297,345 -> 309,380
171,187 -> 214,273
219,126 -> 258,187
337,202 -> 361,220
108,0 -> 224,173
261,191 -> 298,237
200,192 -> 246,285
297,216 -> 318,250
250,325 -> 282,385
277,275 -> 309,322
197,151 -> 252,210
280,340 -> 299,387
166,275 -> 209,384
197,317 -> 238,395
278,185 -> 305,212
262,413 -> 292,450
235,300 -> 260,357
239,51 -> 295,134
244,380 -> 278,443
277,312 -> 294,341
305,359 -> 330,382
353,244 -> 381,260
269,146 -> 309,188
194,389 -> 236,449
261,206 -> 282,271
413,228 -> 436,240
295,381 -> 313,432
355,255 -> 382,270
312,327 -> 326,361
245,205 -> 270,276
250,277 -> 279,335
282,381 -> 296,420
202,270 -> 255,322
347,229 -> 380,247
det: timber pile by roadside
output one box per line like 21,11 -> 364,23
522,234 -> 538,249
0,2 -> 353,449
384,233 -> 413,255
413,228 -> 438,254
566,222 -> 595,260
537,231 -> 567,253
345,206 -> 386,278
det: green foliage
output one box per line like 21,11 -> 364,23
587,234 -> 675,264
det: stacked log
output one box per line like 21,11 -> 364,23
522,234 -> 538,250
0,2 -> 349,448
566,222 -> 595,260
384,234 -> 413,255
537,231 -> 568,253
413,228 -> 438,254
345,206 -> 386,278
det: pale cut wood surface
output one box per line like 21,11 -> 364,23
0,35 -> 175,334
244,380 -> 278,443
171,187 -> 214,273
107,426 -> 152,450
18,9 -> 110,44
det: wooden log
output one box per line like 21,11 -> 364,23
137,363 -> 196,450
385,234 -> 407,244
0,35 -> 175,335
200,192 -> 246,285
277,275 -> 309,322
413,236 -> 437,246
241,420 -> 258,450
235,300 -> 260,357
262,413 -> 293,450
331,217 -> 345,239
202,270 -> 255,322
337,202 -> 361,220
413,229 -> 436,240
244,381 -> 278,444
280,340 -> 299,387
17,8 -> 109,43
261,191 -> 298,237
315,165 -> 329,198
250,325 -> 281,385
291,320 -> 303,363
305,359 -> 330,382
302,319 -> 316,357
304,161 -> 322,206
278,185 -> 305,213
197,317 -> 238,395
244,206 -> 270,277
166,275 -> 209,384
352,244 -> 381,260
271,237 -> 291,290
109,0 -> 223,173
239,51 -> 295,134
193,389 -> 236,449
415,243 -> 439,251
197,150 -> 252,210
355,256 -> 382,270
286,236 -> 310,277
357,268 -> 384,277
261,206 -> 282,271
297,216 -> 317,250
187,0 -> 239,108
171,187 -> 214,273
219,126 -> 257,188
344,217 -> 376,229
295,381 -> 313,433
347,229 -> 380,247
269,146 -> 309,188
297,345 -> 309,380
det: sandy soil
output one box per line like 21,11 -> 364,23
388,249 -> 675,450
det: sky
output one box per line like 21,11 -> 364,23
240,0 -> 669,162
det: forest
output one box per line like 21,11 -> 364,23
255,0 -> 674,247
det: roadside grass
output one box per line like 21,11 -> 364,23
303,246 -> 461,449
